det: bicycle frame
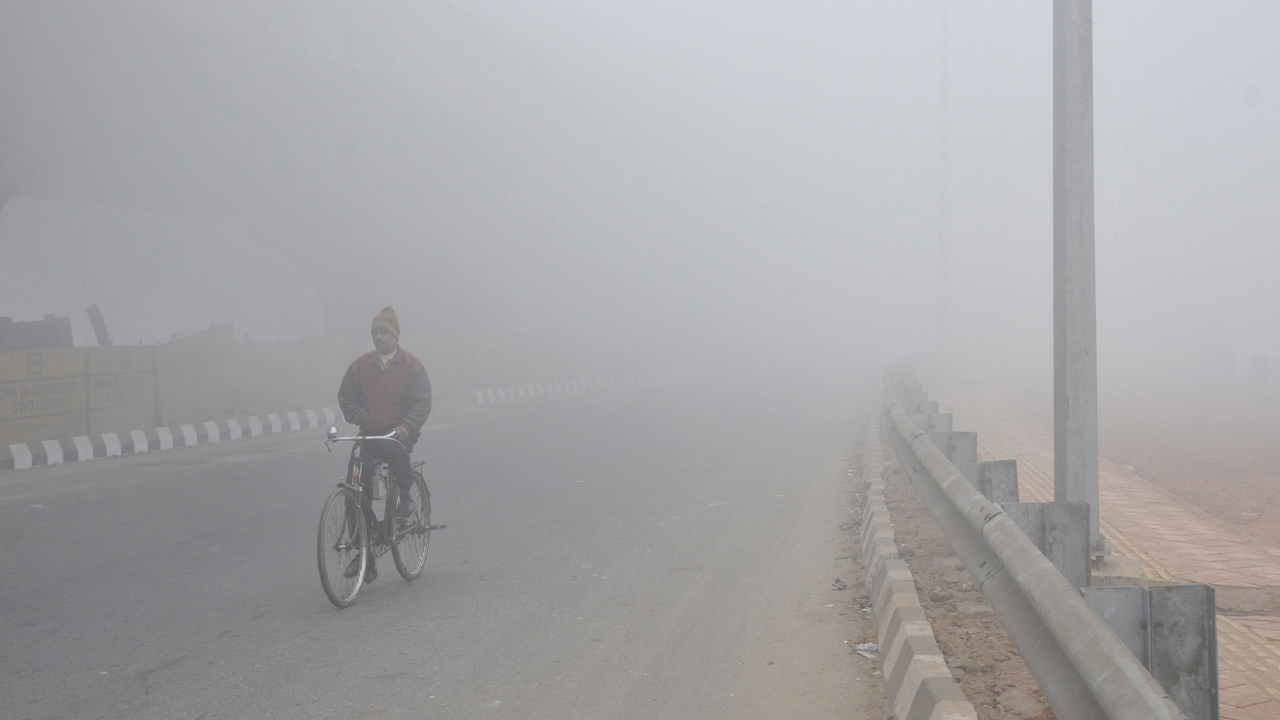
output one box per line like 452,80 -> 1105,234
318,428 -> 440,607
325,430 -> 436,545
326,431 -> 405,553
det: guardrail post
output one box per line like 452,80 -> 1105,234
1001,501 -> 1091,587
1083,585 -> 1218,720
957,459 -> 1019,503
909,413 -> 952,433
926,430 -> 977,465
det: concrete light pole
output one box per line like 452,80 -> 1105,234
1053,0 -> 1103,551
937,0 -> 950,356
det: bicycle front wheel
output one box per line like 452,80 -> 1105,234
391,471 -> 431,580
318,487 -> 367,608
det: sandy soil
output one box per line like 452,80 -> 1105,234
876,424 -> 1055,720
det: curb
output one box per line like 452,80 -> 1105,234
2,407 -> 338,471
859,413 -> 978,720
4,370 -> 691,470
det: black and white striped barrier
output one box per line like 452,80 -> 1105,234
472,370 -> 682,406
1,407 -> 337,470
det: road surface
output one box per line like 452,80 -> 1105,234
0,386 -> 885,719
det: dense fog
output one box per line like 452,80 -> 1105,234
2,1 -> 1278,401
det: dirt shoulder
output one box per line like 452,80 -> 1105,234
878,424 -> 1055,720
731,426 -> 891,719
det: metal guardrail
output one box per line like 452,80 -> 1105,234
883,383 -> 1187,720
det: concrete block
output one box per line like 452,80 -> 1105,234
887,635 -> 951,720
906,677 -> 973,720
871,562 -> 915,610
947,432 -> 977,464
863,498 -> 890,525
925,431 -> 978,466
862,513 -> 892,542
72,435 -> 94,461
862,518 -> 893,551
876,581 -> 923,642
927,700 -> 980,720
13,442 -> 33,468
1082,584 -> 1218,720
865,548 -> 900,592
926,431 -> 949,456
882,606 -> 936,679
863,526 -> 895,562
877,589 -> 926,648
1083,586 -> 1149,664
980,459 -> 1018,502
865,536 -> 899,578
1149,585 -> 1217,720
957,460 -> 1018,503
3,443 -> 29,470
1001,501 -> 1090,587
862,508 -> 891,535
862,500 -> 890,525
42,438 -> 65,465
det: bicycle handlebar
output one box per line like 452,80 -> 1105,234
324,427 -> 405,452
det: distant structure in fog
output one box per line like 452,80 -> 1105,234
0,315 -> 73,351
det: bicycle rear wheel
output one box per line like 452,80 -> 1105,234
391,471 -> 431,580
318,487 -> 367,608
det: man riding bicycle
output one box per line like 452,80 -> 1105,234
337,306 -> 432,583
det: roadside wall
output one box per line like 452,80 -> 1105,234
0,324 -> 357,446
2,320 -> 670,447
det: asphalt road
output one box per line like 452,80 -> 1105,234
0,386 -> 870,720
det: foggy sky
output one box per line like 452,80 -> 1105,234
2,1 -> 1277,391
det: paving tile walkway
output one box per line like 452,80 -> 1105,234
937,388 -> 1280,720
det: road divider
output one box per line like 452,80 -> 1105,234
1,406 -> 337,470
3,367 -> 688,471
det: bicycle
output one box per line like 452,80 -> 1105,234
317,428 -> 444,608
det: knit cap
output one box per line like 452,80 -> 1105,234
371,306 -> 400,340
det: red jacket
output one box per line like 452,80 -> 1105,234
337,348 -> 432,441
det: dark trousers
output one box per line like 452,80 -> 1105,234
362,438 -> 415,571
368,438 -> 415,494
